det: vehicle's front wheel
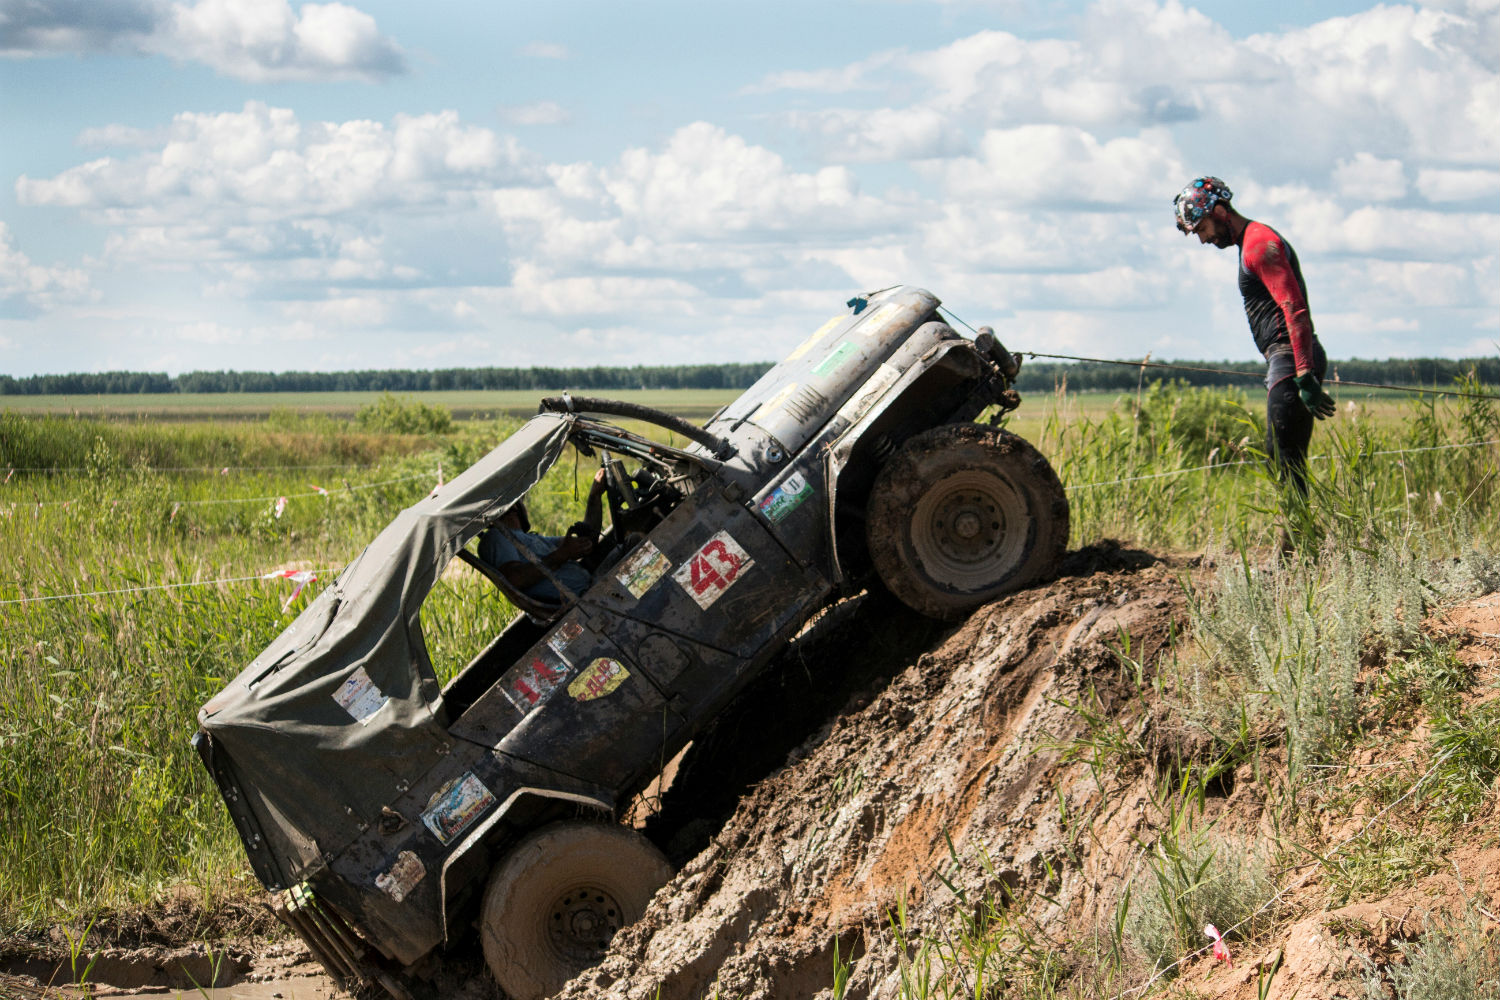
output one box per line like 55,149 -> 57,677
865,423 -> 1068,620
479,821 -> 673,1000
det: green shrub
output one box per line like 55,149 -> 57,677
354,393 -> 453,435
1429,703 -> 1500,824
1126,379 -> 1257,466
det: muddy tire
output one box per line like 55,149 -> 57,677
479,822 -> 673,1000
865,423 -> 1068,619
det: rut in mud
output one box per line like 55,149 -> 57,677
559,541 -> 1183,1000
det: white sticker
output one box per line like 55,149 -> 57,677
421,772 -> 497,846
673,531 -> 755,610
333,666 -> 386,724
375,850 -> 426,903
616,541 -> 671,599
546,618 -> 585,664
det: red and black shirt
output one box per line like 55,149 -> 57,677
1239,221 -> 1317,377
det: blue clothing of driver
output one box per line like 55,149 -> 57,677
478,529 -> 592,602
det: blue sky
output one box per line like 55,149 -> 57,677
1,0 -> 1496,377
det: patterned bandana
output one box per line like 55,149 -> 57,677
1173,176 -> 1232,232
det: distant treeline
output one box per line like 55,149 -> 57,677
0,364 -> 774,395
1,357 -> 1495,396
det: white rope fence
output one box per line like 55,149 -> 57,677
0,570 -> 340,608
1062,437 -> 1499,492
4,469 -> 436,509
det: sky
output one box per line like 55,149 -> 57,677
0,0 -> 1496,377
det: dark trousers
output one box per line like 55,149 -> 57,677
1264,340 -> 1327,497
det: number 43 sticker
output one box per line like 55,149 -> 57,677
673,531 -> 755,610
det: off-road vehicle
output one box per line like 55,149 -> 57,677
195,285 -> 1069,998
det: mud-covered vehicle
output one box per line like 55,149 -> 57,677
194,286 -> 1069,999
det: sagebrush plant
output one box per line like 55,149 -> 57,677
1362,895 -> 1500,1000
1125,822 -> 1273,973
1182,536 -> 1444,775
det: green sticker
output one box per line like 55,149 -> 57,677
812,340 -> 858,377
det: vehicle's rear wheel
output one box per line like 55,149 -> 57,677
865,423 -> 1068,620
479,821 -> 673,1000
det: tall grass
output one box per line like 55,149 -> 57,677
0,407 -> 602,930
2,376 -> 1497,954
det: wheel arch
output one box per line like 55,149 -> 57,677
824,339 -> 1004,583
437,786 -> 614,946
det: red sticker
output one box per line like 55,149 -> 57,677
673,531 -> 754,609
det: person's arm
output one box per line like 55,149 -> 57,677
497,534 -> 592,592
582,467 -> 608,532
1242,223 -> 1315,376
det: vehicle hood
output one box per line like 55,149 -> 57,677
197,413 -> 574,875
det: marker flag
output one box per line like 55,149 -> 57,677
263,568 -> 318,612
1204,924 -> 1231,968
309,483 -> 329,496
274,496 -> 288,519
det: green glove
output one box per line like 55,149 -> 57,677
1295,372 -> 1336,419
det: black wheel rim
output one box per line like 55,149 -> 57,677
546,883 -> 625,965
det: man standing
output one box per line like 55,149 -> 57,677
1173,176 -> 1336,496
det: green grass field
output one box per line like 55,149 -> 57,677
1,381 -> 1496,943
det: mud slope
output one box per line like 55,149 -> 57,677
560,545 -> 1186,1000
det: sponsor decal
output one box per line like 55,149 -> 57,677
421,772 -> 496,846
332,666 -> 386,724
785,315 -> 844,362
812,341 -> 858,377
757,472 -> 815,523
569,658 -> 630,702
500,649 -> 572,713
616,541 -> 670,599
375,850 -> 426,903
673,531 -> 754,610
546,618 -> 585,664
856,301 -> 902,338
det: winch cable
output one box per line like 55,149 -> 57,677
935,305 -> 1500,402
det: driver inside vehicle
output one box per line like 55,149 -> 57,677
478,468 -> 609,603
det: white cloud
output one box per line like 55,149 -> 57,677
761,0 -> 1496,173
17,102 -> 540,224
497,101 -> 571,126
600,122 -> 892,239
1415,167 -> 1500,202
287,295 -> 389,327
774,106 -> 969,163
1332,153 -> 1407,202
0,222 -> 92,312
0,0 -> 405,81
932,124 -> 1183,207
519,41 -> 567,59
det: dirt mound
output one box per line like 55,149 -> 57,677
558,545 -> 1187,999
